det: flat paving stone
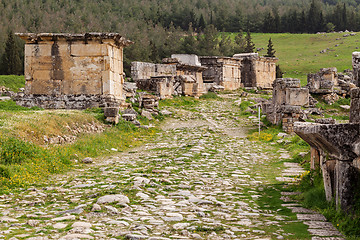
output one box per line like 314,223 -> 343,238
297,214 -> 327,221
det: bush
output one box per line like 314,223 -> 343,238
0,165 -> 10,178
0,137 -> 39,165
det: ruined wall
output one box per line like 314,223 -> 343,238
234,53 -> 277,89
264,78 -> 309,133
136,76 -> 174,99
16,33 -> 131,109
176,65 -> 205,97
200,57 -> 241,91
131,62 -> 176,81
254,57 -> 277,89
307,68 -> 337,94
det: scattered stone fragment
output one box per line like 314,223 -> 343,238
96,194 -> 130,204
82,157 -> 93,164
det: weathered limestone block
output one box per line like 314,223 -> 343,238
131,62 -> 176,81
171,54 -> 201,66
285,88 -> 309,106
104,107 -> 120,124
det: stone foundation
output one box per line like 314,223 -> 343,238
13,94 -> 121,109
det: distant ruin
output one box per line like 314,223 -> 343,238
233,53 -> 278,89
132,53 -> 278,97
131,54 -> 206,98
13,33 -> 132,110
263,78 -> 309,133
307,67 -> 355,100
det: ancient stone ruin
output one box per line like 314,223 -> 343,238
13,33 -> 132,112
200,56 -> 242,91
233,53 -> 278,89
200,53 -> 278,91
131,54 -> 206,98
294,88 -> 360,211
263,78 -> 309,133
132,53 -> 278,99
307,67 -> 355,104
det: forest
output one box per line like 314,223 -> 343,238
1,0 -> 360,75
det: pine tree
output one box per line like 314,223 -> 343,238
265,38 -> 276,57
234,31 -> 246,53
244,31 -> 255,53
276,65 -> 283,78
198,14 -> 206,32
1,31 -> 22,75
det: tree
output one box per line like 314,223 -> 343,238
265,38 -> 276,57
0,31 -> 22,75
276,65 -> 283,78
234,31 -> 246,53
244,31 -> 255,53
198,14 -> 206,32
198,24 -> 219,56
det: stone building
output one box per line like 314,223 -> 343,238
14,33 -> 132,109
200,53 -> 277,91
199,56 -> 242,91
233,53 -> 278,89
131,54 -> 206,98
263,78 -> 309,133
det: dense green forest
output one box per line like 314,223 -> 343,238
2,0 -> 360,75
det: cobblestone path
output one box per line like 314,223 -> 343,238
0,96 -> 344,239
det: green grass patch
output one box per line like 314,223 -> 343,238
199,92 -> 221,100
0,100 -> 42,111
0,117 -> 157,192
223,32 -> 360,86
159,96 -> 198,108
0,75 -> 25,92
291,168 -> 360,238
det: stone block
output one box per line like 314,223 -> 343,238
104,107 -> 119,117
25,44 -> 53,57
171,54 -> 201,66
32,70 -> 52,80
71,43 -> 107,57
285,88 -> 309,106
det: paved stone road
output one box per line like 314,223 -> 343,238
0,95 -> 344,239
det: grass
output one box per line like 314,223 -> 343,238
0,105 -> 157,191
224,32 -> 360,85
0,75 -> 25,92
159,96 -> 198,108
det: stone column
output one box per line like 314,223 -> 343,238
335,160 -> 356,211
321,158 -> 336,202
310,147 -> 320,170
352,52 -> 360,87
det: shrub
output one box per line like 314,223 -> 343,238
0,165 -> 10,178
0,137 -> 39,165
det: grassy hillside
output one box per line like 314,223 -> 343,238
249,32 -> 360,84
0,75 -> 25,92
